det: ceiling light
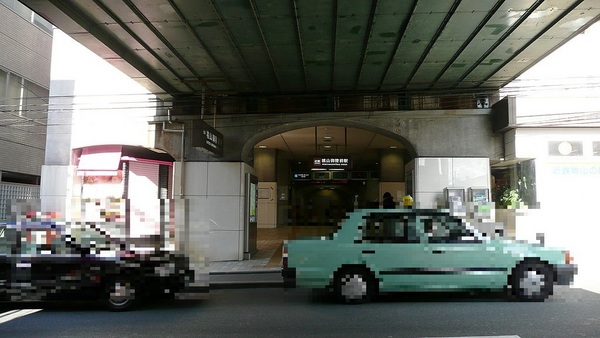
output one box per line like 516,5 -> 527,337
323,145 -> 332,149
323,136 -> 333,140
258,145 -> 267,148
389,145 -> 398,149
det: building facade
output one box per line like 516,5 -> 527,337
0,0 -> 52,220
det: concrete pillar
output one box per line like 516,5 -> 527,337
276,153 -> 291,225
40,80 -> 76,216
379,149 -> 405,181
173,161 -> 253,261
254,148 -> 278,228
254,148 -> 277,181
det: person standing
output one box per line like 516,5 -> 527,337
382,192 -> 395,209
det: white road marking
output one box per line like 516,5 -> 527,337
0,309 -> 43,324
422,336 -> 521,338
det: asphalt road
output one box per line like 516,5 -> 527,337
0,286 -> 598,338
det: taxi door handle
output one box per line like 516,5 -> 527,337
432,250 -> 444,254
362,250 -> 376,254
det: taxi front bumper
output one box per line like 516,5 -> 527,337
555,264 -> 577,285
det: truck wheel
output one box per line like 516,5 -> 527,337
511,261 -> 553,302
105,279 -> 137,311
334,267 -> 377,304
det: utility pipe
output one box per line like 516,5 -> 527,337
162,109 -> 185,198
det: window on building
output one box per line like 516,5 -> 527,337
593,142 -> 600,156
21,80 -> 49,116
5,73 -> 22,111
0,0 -> 53,35
0,68 -> 7,102
491,159 -> 538,209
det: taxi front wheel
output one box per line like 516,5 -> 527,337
334,266 -> 377,304
511,261 -> 553,302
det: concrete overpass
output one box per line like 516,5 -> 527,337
22,0 -> 600,260
22,0 -> 600,97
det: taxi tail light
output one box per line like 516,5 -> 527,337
564,250 -> 573,264
119,250 -> 136,258
282,241 -> 288,269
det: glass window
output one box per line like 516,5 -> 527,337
362,213 -> 418,244
21,229 -> 73,255
0,68 -> 7,101
6,73 -> 22,110
593,142 -> 600,156
0,226 -> 18,255
22,80 -> 49,115
422,216 -> 476,244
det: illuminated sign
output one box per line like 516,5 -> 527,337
312,156 -> 352,169
292,173 -> 311,180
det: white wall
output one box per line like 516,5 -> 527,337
513,128 -> 600,293
257,182 -> 277,228
410,157 -> 490,209
174,161 -> 254,261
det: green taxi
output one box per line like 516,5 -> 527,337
282,208 -> 576,303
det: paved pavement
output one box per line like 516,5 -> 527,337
208,225 -> 334,288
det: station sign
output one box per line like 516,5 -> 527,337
192,119 -> 224,157
312,156 -> 352,169
292,172 -> 311,180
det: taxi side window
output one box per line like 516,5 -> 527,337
0,226 -> 17,255
423,216 -> 475,243
362,214 -> 419,244
21,230 -> 73,255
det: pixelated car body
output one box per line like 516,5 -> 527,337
0,222 -> 197,311
282,209 -> 577,303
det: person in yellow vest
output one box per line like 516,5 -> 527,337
402,195 -> 413,208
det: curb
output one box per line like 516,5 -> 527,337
209,269 -> 280,275
209,270 -> 283,289
209,281 -> 284,289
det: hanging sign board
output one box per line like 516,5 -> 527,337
192,119 -> 224,157
312,156 -> 352,169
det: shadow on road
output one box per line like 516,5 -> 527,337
0,298 -> 207,313
307,288 -> 511,305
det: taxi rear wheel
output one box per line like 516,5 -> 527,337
511,261 -> 553,302
334,266 -> 377,304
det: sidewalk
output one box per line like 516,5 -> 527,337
208,225 -> 334,288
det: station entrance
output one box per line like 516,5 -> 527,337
251,125 -> 413,229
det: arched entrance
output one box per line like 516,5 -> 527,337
244,122 -> 417,228
242,120 -> 417,164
